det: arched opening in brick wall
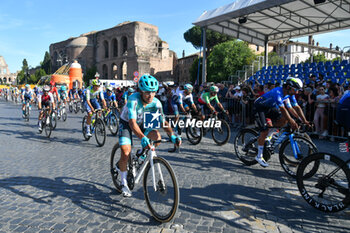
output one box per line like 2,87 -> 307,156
8,77 -> 11,82
121,62 -> 127,80
121,36 -> 128,55
112,38 -> 118,57
3,77 -> 7,83
103,40 -> 109,59
111,63 -> 118,79
102,64 -> 108,79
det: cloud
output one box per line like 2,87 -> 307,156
0,14 -> 24,30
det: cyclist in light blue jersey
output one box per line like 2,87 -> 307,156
104,86 -> 118,109
117,74 -> 181,197
253,77 -> 310,167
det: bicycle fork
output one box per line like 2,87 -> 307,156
289,134 -> 302,160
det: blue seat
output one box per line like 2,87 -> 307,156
333,60 -> 340,66
341,60 -> 348,67
317,61 -> 324,67
325,61 -> 332,67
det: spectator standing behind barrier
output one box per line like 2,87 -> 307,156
225,85 -> 235,123
327,87 -> 341,140
314,86 -> 329,139
218,83 -> 228,109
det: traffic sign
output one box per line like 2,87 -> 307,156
134,77 -> 139,82
133,71 -> 139,77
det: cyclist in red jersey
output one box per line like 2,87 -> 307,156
37,85 -> 56,132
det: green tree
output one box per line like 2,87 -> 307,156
304,52 -> 329,63
41,51 -> 51,74
84,66 -> 97,86
17,70 -> 25,84
31,68 -> 47,84
207,40 -> 256,83
184,26 -> 233,53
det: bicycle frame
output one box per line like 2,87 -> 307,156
268,130 -> 301,159
134,145 -> 165,192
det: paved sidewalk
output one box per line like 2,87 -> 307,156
0,100 -> 349,233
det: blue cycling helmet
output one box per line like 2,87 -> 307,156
60,86 -> 67,91
138,74 -> 159,92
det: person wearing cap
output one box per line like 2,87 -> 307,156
21,84 -> 34,118
197,85 -> 229,121
37,85 -> 55,132
84,79 -> 107,136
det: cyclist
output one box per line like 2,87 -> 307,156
68,86 -> 79,102
197,85 -> 228,120
117,74 -> 181,197
253,77 -> 309,167
49,81 -> 60,108
58,85 -> 69,105
37,85 -> 55,132
171,83 -> 198,134
104,86 -> 118,109
84,79 -> 107,137
21,84 -> 33,118
123,87 -> 135,104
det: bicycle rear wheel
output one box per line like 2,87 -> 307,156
143,157 -> 179,222
211,119 -> 231,145
296,152 -> 350,212
95,118 -> 106,147
51,112 -> 57,130
44,117 -> 52,138
74,102 -> 79,114
69,103 -> 73,113
25,105 -> 30,121
62,108 -> 67,121
82,116 -> 90,141
234,128 -> 259,165
279,135 -> 318,178
108,112 -> 119,136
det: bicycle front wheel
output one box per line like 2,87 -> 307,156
234,128 -> 259,165
82,116 -> 90,141
51,112 -> 57,130
95,118 -> 106,147
185,125 -> 203,145
62,109 -> 67,121
296,152 -> 350,212
108,112 -> 119,136
211,119 -> 231,145
44,117 -> 52,138
143,157 -> 179,222
279,136 -> 318,178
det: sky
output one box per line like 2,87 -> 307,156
1,0 -> 350,73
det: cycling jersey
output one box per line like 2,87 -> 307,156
198,92 -> 219,105
85,86 -> 104,102
171,91 -> 194,115
58,90 -> 68,100
22,89 -> 33,100
119,92 -> 164,146
104,92 -> 116,102
255,87 -> 298,109
38,93 -> 54,108
120,92 -> 164,125
69,89 -> 78,98
50,86 -> 58,97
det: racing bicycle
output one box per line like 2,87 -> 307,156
82,109 -> 107,147
234,123 -> 317,178
110,139 -> 179,222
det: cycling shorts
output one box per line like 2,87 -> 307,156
84,99 -> 101,113
118,119 -> 153,146
253,102 -> 282,131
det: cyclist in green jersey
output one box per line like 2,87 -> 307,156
197,85 -> 228,120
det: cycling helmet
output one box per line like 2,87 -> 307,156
60,86 -> 67,91
43,85 -> 50,92
25,84 -> 30,89
184,84 -> 193,92
138,74 -> 159,92
285,77 -> 303,90
106,86 -> 113,92
128,87 -> 135,93
91,79 -> 101,86
210,85 -> 219,93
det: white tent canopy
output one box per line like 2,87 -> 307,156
193,0 -> 350,83
194,0 -> 350,46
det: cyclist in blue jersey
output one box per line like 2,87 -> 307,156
253,77 -> 310,167
68,86 -> 79,101
117,74 -> 181,197
104,86 -> 118,109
